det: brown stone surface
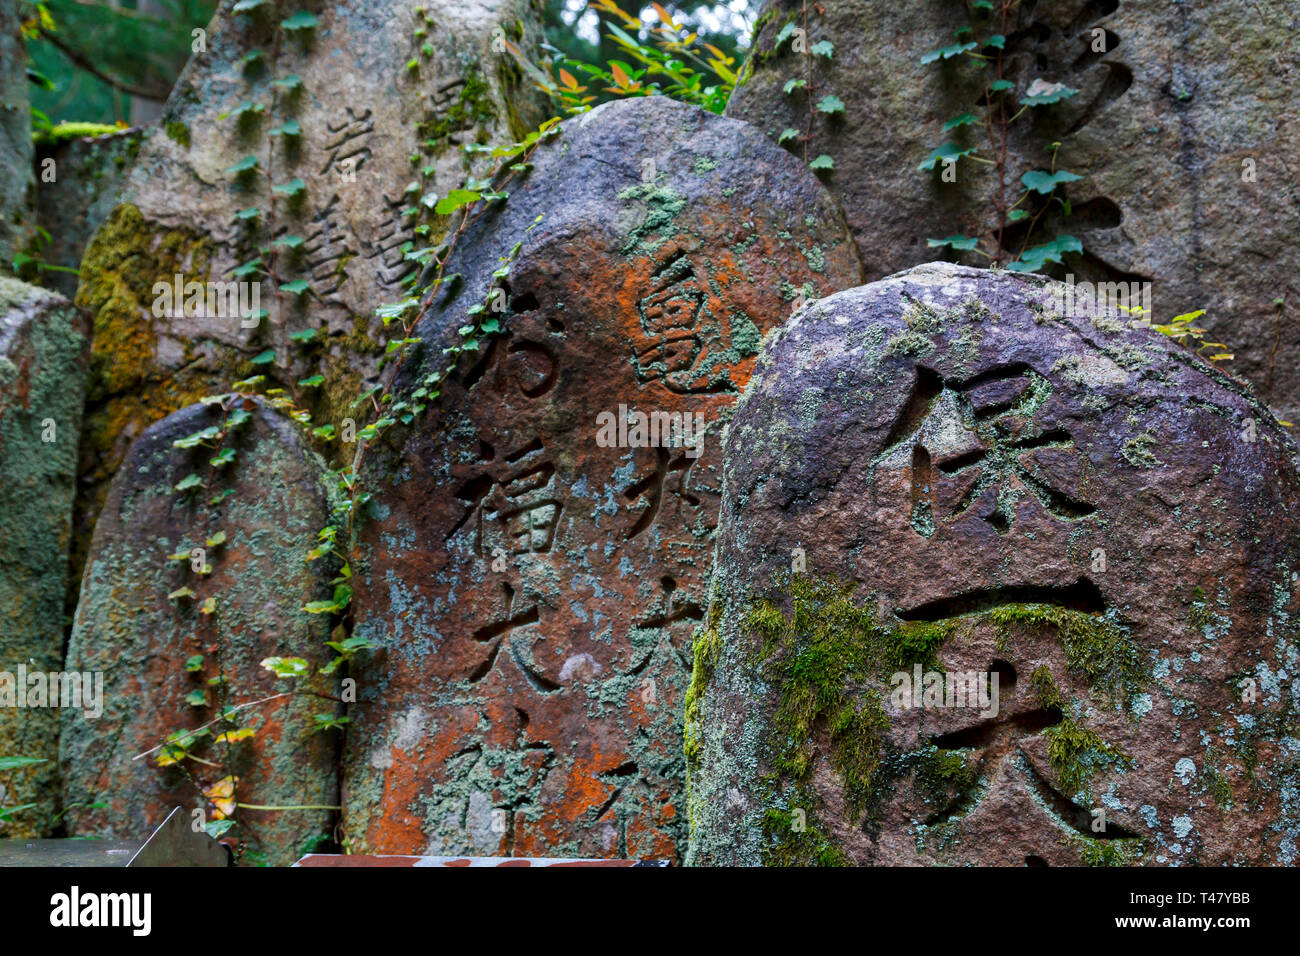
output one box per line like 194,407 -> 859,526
0,0 -> 35,272
61,398 -> 340,865
727,0 -> 1300,421
688,262 -> 1300,866
342,96 -> 862,861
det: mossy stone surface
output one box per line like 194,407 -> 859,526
689,263 -> 1300,866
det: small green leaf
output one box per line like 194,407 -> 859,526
921,42 -> 977,65
434,189 -> 482,215
1021,169 -> 1083,194
185,654 -> 204,672
808,154 -> 835,171
262,656 -> 310,678
280,279 -> 310,295
777,127 -> 800,145
810,40 -> 834,59
235,206 -> 261,221
206,531 -> 228,548
927,235 -> 981,251
274,74 -> 302,90
298,374 -> 325,388
989,79 -> 1015,92
815,94 -> 845,115
986,35 -> 1006,49
174,474 -> 202,492
269,119 -> 301,137
1006,209 -> 1030,222
205,819 -> 235,839
918,142 -> 975,171
1021,81 -> 1080,106
251,349 -> 277,365
185,690 -> 208,707
782,77 -> 807,94
273,177 -> 306,197
210,447 -> 236,468
290,328 -> 318,343
167,586 -> 196,600
943,112 -> 979,131
226,154 -> 259,174
280,11 -> 319,30
232,0 -> 266,11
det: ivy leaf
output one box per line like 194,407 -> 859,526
1006,234 -> 1084,272
206,531 -> 228,548
1021,80 -> 1080,106
311,424 -> 335,439
273,178 -> 306,197
1006,209 -> 1030,222
167,586 -> 195,600
232,0 -> 266,11
280,11 -> 319,30
434,189 -> 481,215
774,21 -> 798,48
206,819 -> 235,839
989,79 -> 1015,92
810,40 -> 834,59
777,127 -> 800,145
808,154 -> 835,171
174,474 -> 202,492
1021,169 -> 1083,194
235,206 -> 261,221
943,112 -> 979,131
290,328 -> 318,343
986,35 -> 1006,49
815,94 -> 845,115
280,279 -> 310,295
173,425 -> 220,448
185,654 -> 204,672
210,447 -> 236,468
274,74 -> 302,90
927,235 -> 981,251
918,142 -> 974,171
303,600 -> 339,614
782,77 -> 807,94
262,656 -> 310,678
251,349 -> 277,365
921,42 -> 977,65
269,120 -> 301,138
198,597 -> 218,615
226,154 -> 259,174
273,235 -> 304,251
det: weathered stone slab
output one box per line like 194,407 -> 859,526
34,128 -> 141,298
0,278 -> 88,836
688,262 -> 1300,866
71,0 -> 548,632
343,96 -> 863,861
727,0 -> 1300,420
0,0 -> 36,270
61,398 -> 339,865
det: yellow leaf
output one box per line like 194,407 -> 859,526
215,728 -> 255,745
203,776 -> 239,819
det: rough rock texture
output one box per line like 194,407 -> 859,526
62,399 -> 340,865
0,0 -> 36,270
688,262 -> 1300,866
71,0 -> 549,637
727,0 -> 1300,421
35,129 -> 141,298
343,96 -> 862,861
0,278 -> 88,836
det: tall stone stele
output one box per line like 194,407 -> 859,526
62,399 -> 340,865
71,0 -> 549,627
342,96 -> 862,862
688,263 -> 1300,866
0,0 -> 36,270
727,0 -> 1300,421
0,278 -> 89,837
